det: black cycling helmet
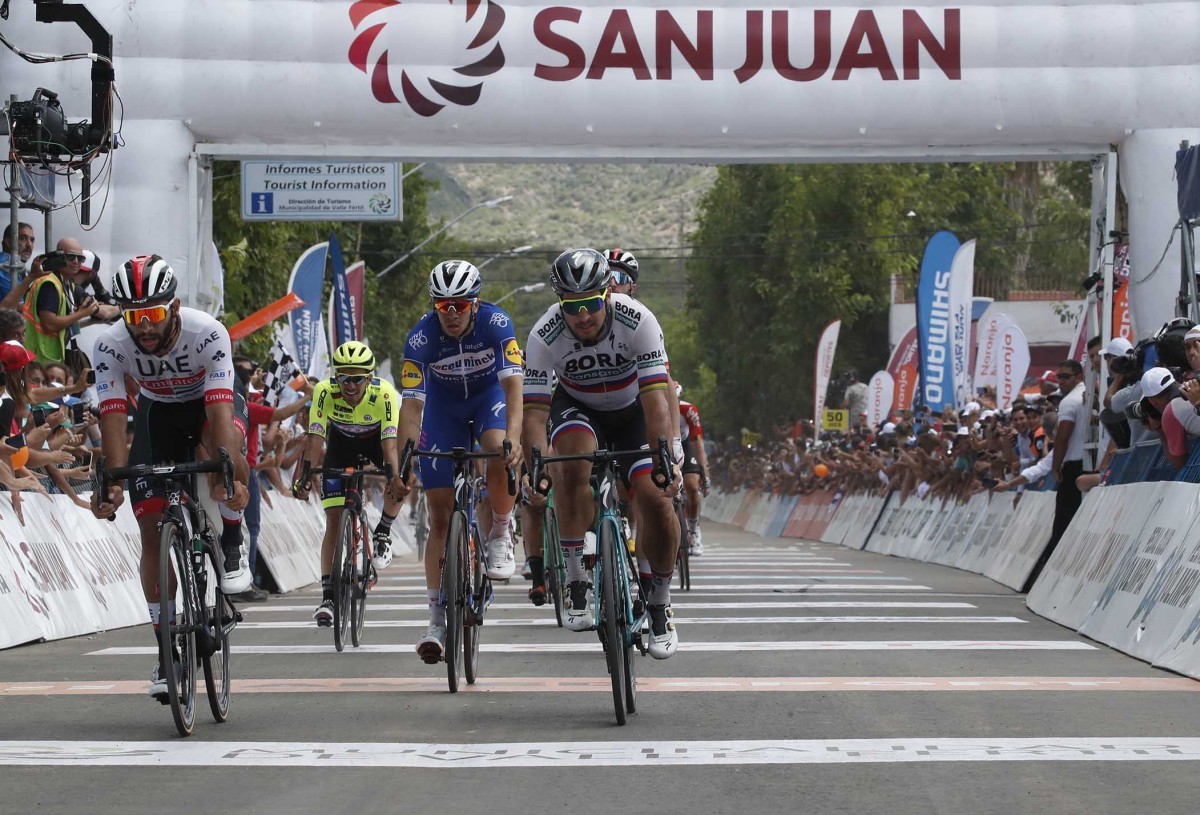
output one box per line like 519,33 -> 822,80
550,248 -> 611,295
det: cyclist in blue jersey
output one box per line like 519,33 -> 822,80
394,260 -> 524,664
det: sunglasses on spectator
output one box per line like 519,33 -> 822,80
433,298 -> 477,315
335,374 -> 369,387
122,305 -> 170,325
559,288 -> 608,316
63,252 -> 85,262
1057,371 -> 1077,380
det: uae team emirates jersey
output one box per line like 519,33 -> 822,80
94,307 -> 235,415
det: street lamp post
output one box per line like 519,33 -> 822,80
375,195 -> 514,279
493,282 -> 546,306
478,244 -> 534,270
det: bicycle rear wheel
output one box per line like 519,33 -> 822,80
202,575 -> 232,723
544,506 -> 565,628
616,527 -> 638,715
675,501 -> 691,592
464,527 -> 483,685
598,519 -> 627,725
332,511 -> 355,651
160,522 -> 197,737
444,510 -> 467,693
351,519 -> 369,648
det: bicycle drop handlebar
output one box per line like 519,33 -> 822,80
530,436 -> 674,496
97,449 -> 236,521
400,438 -> 518,496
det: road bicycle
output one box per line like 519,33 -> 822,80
297,459 -> 391,651
100,449 -> 239,737
530,437 -> 672,725
401,426 -> 515,693
674,493 -> 692,592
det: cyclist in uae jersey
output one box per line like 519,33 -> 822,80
522,248 -> 681,659
676,385 -> 710,555
293,341 -> 406,627
393,260 -> 524,665
90,255 -> 251,701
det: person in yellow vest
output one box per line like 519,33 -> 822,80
23,238 -> 100,366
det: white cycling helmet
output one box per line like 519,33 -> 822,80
428,260 -> 482,299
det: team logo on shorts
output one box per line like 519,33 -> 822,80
504,338 -> 522,366
401,360 -> 423,388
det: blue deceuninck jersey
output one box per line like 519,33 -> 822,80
400,302 -> 523,401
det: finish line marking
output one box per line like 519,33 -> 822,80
2,676 -> 1193,697
236,616 -> 1025,630
4,737 -> 1200,767
256,601 -> 979,612
89,640 -> 1095,656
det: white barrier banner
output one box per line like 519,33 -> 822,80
1026,487 -> 1153,629
1079,482 -> 1200,662
982,490 -> 1056,591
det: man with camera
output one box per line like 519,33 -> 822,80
22,238 -> 103,366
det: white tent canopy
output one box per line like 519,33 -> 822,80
3,0 -> 1199,333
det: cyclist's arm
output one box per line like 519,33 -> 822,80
500,372 -> 523,443
632,310 -> 673,451
520,331 -> 553,468
397,397 -> 423,453
98,408 -> 130,469
205,400 -> 250,485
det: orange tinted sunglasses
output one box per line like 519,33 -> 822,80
433,298 -> 476,315
122,305 -> 170,325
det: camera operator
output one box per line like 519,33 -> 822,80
73,251 -> 120,323
1142,367 -> 1200,471
1098,337 -> 1138,449
22,240 -> 103,367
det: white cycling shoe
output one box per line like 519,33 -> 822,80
371,532 -> 393,570
564,580 -> 593,632
220,544 -> 252,595
417,622 -> 447,664
485,526 -> 516,580
647,605 -> 679,659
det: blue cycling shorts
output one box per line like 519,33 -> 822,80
418,383 -> 507,489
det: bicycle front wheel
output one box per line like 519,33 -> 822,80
598,519 -> 628,725
351,520 -> 369,647
160,522 -> 198,737
332,510 -> 354,652
464,527 -> 483,685
203,577 -> 232,723
544,506 -> 565,628
416,492 -> 429,562
444,510 -> 467,693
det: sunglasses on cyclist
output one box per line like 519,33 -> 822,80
335,374 -> 370,387
122,305 -> 170,325
559,289 -> 608,316
433,298 -> 477,315
611,271 -> 632,286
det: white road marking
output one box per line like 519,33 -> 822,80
254,601 -> 978,613
236,616 -> 1023,630
89,640 -> 1094,656
3,737 -> 1195,767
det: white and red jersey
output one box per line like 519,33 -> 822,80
94,307 -> 235,416
679,399 -> 704,442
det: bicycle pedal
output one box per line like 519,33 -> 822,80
152,692 -> 170,706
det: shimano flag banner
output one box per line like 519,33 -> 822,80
814,319 -> 841,433
887,325 -> 920,411
916,230 -> 960,413
867,371 -> 895,428
949,240 -> 976,409
287,242 -> 328,374
328,233 -> 356,347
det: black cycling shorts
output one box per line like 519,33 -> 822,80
681,437 -> 703,476
320,430 -> 384,509
126,393 -> 248,518
547,389 -> 651,486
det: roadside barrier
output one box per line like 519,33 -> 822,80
0,488 -> 406,650
705,476 -> 1200,680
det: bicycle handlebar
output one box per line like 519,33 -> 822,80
97,448 -> 235,521
530,436 -> 673,496
400,438 -> 517,496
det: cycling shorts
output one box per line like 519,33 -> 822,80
547,388 -> 651,487
321,429 -> 385,510
418,382 -> 507,490
681,437 -> 703,476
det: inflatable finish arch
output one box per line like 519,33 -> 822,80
2,1 -> 1199,334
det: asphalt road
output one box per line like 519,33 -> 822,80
3,520 -> 1199,814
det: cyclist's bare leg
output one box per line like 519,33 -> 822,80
550,430 -> 597,584
480,427 -> 515,521
683,472 -> 702,530
631,470 -> 679,596
423,486 -> 455,612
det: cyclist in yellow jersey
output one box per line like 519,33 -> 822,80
293,341 -> 406,627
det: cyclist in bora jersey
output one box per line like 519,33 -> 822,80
292,341 -> 406,626
523,248 -> 682,658
393,260 -> 524,664
90,255 -> 252,698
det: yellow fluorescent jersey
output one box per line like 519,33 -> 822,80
307,377 -> 400,440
